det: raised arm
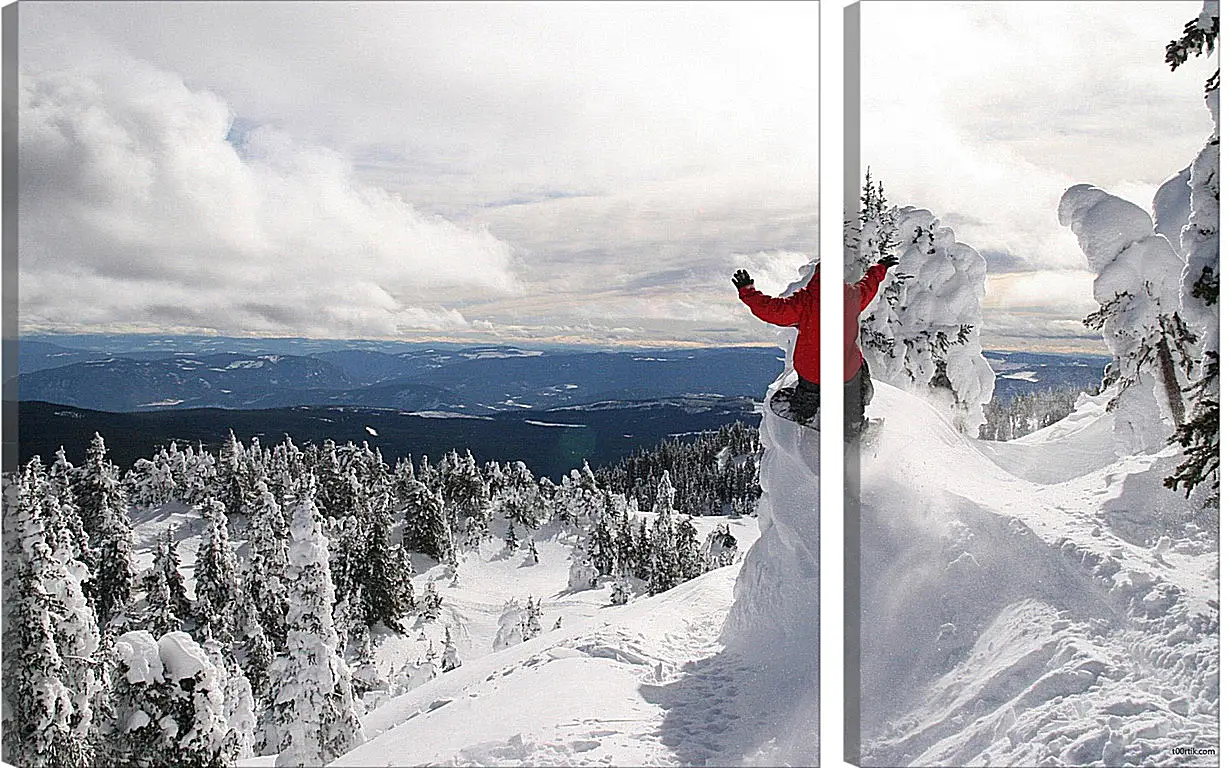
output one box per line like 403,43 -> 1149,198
735,269 -> 817,328
852,257 -> 894,311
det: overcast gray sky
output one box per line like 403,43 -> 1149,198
17,1 -> 818,347
861,1 -> 1216,353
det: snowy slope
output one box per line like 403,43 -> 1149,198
211,511 -> 761,768
298,378 -> 819,767
859,382 -> 1217,767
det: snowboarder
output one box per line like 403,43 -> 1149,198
733,266 -> 818,425
845,255 -> 897,439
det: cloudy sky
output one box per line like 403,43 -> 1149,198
860,1 -> 1216,353
17,1 -> 818,348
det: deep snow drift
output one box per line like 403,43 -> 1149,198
858,382 -> 1217,767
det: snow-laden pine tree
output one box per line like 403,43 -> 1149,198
246,481 -> 289,645
2,460 -> 92,768
647,472 -> 681,595
494,460 -> 543,529
1059,184 -> 1196,455
703,523 -> 740,569
125,455 -> 177,511
353,490 -> 414,633
109,630 -> 230,768
1162,0 -> 1220,502
72,433 -> 136,630
268,481 -> 365,767
492,598 -> 535,651
180,446 -> 217,508
141,539 -> 184,637
202,638 -> 256,763
846,171 -> 996,435
214,430 -> 252,517
46,447 -> 92,568
401,478 -> 454,564
234,584 -> 275,751
193,498 -> 238,643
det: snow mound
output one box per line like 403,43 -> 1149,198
858,382 -> 1217,767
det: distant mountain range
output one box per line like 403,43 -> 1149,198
13,334 -> 780,477
15,337 -> 785,414
11,335 -> 1111,477
984,350 -> 1110,401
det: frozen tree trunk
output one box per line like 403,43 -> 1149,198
1155,336 -> 1187,426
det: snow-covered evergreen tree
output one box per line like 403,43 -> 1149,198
354,491 -> 414,632
245,482 -> 289,645
401,479 -> 454,564
1059,184 -> 1196,454
46,447 -> 92,568
203,639 -> 256,763
2,461 -> 92,768
845,171 -> 996,434
109,630 -> 230,768
492,596 -> 543,651
193,498 -> 238,643
267,482 -> 365,767
141,540 -> 184,637
73,433 -> 136,630
1164,0 -> 1220,502
441,626 -> 462,673
702,523 -> 740,569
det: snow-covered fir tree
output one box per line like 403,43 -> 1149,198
1163,0 -> 1220,503
72,433 -> 136,630
400,478 -> 455,564
441,626 -> 462,672
193,498 -> 238,643
245,481 -> 290,645
1059,184 -> 1196,454
204,638 -> 257,763
2,460 -> 94,768
141,537 -> 185,637
109,630 -> 230,768
847,173 -> 996,435
268,481 -> 365,767
46,447 -> 93,567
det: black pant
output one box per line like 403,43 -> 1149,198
790,377 -> 819,423
844,360 -> 873,437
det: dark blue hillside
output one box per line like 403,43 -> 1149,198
17,396 -> 760,481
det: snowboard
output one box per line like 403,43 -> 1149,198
769,386 -> 818,430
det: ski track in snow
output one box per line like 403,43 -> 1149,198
858,383 -> 1218,767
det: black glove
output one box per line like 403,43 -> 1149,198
732,269 -> 753,289
878,255 -> 900,268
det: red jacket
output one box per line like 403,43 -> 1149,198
739,269 -> 819,385
844,264 -> 887,381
